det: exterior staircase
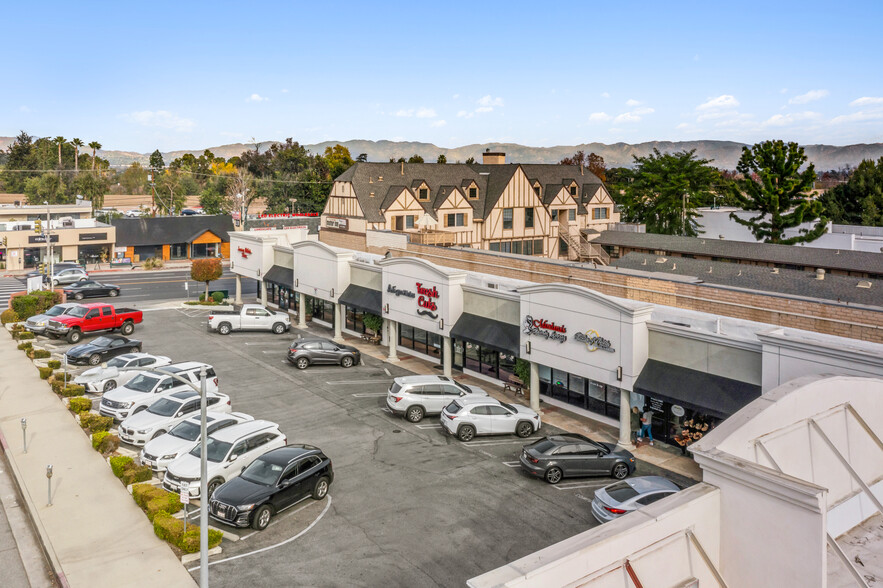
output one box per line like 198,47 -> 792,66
557,216 -> 610,265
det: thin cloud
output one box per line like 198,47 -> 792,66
475,106 -> 493,114
696,95 -> 739,111
589,112 -> 611,122
247,94 -> 269,102
762,111 -> 822,127
849,96 -> 883,107
789,89 -> 828,105
281,89 -> 289,93
614,107 -> 654,124
121,110 -> 195,132
397,107 -> 437,118
625,98 -> 641,107
457,110 -> 473,119
600,92 -> 610,98
830,110 -> 883,124
477,95 -> 504,107
452,94 -> 460,100
430,119 -> 447,128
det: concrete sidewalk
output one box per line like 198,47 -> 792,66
0,330 -> 196,587
3,259 -> 229,278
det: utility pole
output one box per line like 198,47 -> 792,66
682,192 -> 687,236
43,202 -> 53,283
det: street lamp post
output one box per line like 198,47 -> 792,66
43,202 -> 53,284
198,366 -> 209,588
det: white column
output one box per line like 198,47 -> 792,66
298,292 -> 307,328
260,280 -> 267,306
442,336 -> 452,377
333,303 -> 344,342
617,388 -> 632,448
386,319 -> 399,362
529,361 -> 540,413
234,275 -> 242,304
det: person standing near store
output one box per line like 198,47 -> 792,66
640,406 -> 654,446
630,406 -> 641,444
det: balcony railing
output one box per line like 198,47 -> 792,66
395,229 -> 473,246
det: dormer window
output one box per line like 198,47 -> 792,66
533,183 -> 541,196
569,184 -> 577,197
418,185 -> 429,200
469,187 -> 477,199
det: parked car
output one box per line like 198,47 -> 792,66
24,303 -> 81,335
591,476 -> 681,523
123,209 -> 143,218
386,375 -> 488,423
208,304 -> 291,335
287,337 -> 360,369
118,389 -> 231,446
210,444 -> 333,530
141,411 -> 254,472
47,267 -> 89,286
63,280 -> 121,300
99,362 -> 218,421
519,434 -> 636,484
65,335 -> 142,366
440,396 -> 541,442
74,353 -> 172,393
163,420 -> 287,499
47,303 -> 142,343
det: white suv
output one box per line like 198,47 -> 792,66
118,389 -> 232,446
99,362 -> 218,421
441,396 -> 541,442
141,412 -> 254,472
163,420 -> 286,499
74,353 -> 172,394
386,375 -> 488,423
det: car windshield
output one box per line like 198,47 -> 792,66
240,458 -> 285,486
453,380 -> 470,393
126,374 -> 160,392
67,307 -> 88,318
148,398 -> 182,417
170,421 -> 201,441
106,356 -> 129,368
605,481 -> 639,503
92,337 -> 113,346
45,306 -> 69,317
189,438 -> 232,463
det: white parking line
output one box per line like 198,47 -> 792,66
335,380 -> 390,386
463,437 -> 542,447
383,368 -> 391,376
553,482 -> 608,491
244,341 -> 290,346
415,424 -> 442,429
351,392 -> 388,398
502,461 -> 520,467
238,496 -> 314,541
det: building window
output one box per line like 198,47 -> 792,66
593,207 -> 608,220
534,239 -> 543,255
559,237 -> 569,256
394,216 -> 404,231
405,215 -> 415,229
446,213 -> 465,227
533,184 -> 541,196
502,208 -> 513,230
191,242 -> 219,258
399,324 -> 442,359
468,187 -> 477,199
568,208 -> 576,221
345,306 -> 366,334
419,188 -> 429,200
551,209 -> 559,222
569,185 -> 577,196
487,239 -> 543,256
524,208 -> 534,229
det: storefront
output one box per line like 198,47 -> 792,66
292,240 -> 354,339
264,264 -> 297,313
112,216 -> 233,262
450,311 -> 521,383
339,279 -> 382,336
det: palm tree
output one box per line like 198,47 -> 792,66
70,138 -> 84,173
54,136 -> 65,168
88,141 -> 102,171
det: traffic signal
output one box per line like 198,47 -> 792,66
34,219 -> 42,234
1,236 -> 6,247
38,263 -> 45,274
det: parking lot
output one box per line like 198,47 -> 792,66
42,308 -> 693,587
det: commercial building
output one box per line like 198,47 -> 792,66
320,151 -> 620,262
0,201 -> 116,270
111,215 -> 234,262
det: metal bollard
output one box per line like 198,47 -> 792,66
21,418 -> 27,453
46,465 -> 53,506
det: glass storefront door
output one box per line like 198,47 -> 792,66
539,365 -> 621,419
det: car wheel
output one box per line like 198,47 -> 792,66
341,356 -> 354,368
218,322 -> 231,335
612,463 -> 630,480
516,421 -> 534,438
296,357 -> 309,370
132,345 -> 141,353
103,380 -> 116,392
88,353 -> 101,366
52,279 -> 58,286
151,430 -> 165,440
109,290 -> 118,297
457,425 -> 476,442
251,505 -> 272,531
79,277 -> 87,282
67,330 -> 82,344
272,322 -> 285,334
406,406 -> 424,423
74,293 -> 84,300
545,467 -> 563,484
312,476 -> 330,500
207,478 -> 224,498
120,322 -> 134,335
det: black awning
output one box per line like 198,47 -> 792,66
339,284 -> 382,315
264,265 -> 293,287
634,359 -> 761,420
450,313 -> 520,356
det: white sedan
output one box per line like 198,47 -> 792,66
74,353 -> 171,394
140,411 -> 253,472
118,389 -> 231,446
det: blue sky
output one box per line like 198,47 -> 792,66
5,1 -> 882,153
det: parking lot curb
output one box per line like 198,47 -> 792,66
181,546 -> 221,564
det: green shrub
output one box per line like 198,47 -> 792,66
50,379 -> 64,394
363,313 -> 383,334
79,413 -> 112,432
53,371 -> 71,384
132,482 -> 165,507
11,296 -> 38,321
212,291 -> 225,303
0,309 -> 17,324
198,293 -> 206,302
152,511 -> 185,545
11,323 -> 24,333
180,528 -> 223,553
60,384 -> 85,398
47,360 -> 61,369
97,434 -> 119,454
68,397 -> 92,413
17,342 -> 32,351
121,465 -> 152,486
91,431 -> 109,450
18,332 -> 35,341
31,348 -> 50,359
146,492 -> 182,521
38,366 -> 53,379
111,456 -> 135,478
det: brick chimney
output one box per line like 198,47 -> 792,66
481,151 -> 506,165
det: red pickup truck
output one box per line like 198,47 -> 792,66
46,303 -> 143,343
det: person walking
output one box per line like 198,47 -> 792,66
640,407 -> 654,446
630,406 -> 641,444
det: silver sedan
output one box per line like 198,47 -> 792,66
591,476 -> 680,523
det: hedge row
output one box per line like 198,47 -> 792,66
38,366 -> 53,379
68,397 -> 92,413
111,460 -> 151,486
47,360 -> 61,369
91,431 -> 120,454
17,342 -> 32,351
11,291 -> 62,321
1,309 -> 17,324
132,483 -> 184,521
79,413 -> 112,433
153,511 -> 223,554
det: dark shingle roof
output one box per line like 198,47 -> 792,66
112,215 -> 234,247
611,252 -> 883,307
595,231 -> 883,276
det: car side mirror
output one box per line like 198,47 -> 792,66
279,479 -> 292,488
229,454 -> 239,462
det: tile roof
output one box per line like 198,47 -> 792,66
594,230 -> 883,276
611,252 -> 883,307
112,215 -> 234,247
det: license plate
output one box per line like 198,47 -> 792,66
143,459 -> 154,466
217,505 -> 227,516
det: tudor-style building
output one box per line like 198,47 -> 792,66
321,152 -> 620,262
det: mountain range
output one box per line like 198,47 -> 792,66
3,137 -> 882,171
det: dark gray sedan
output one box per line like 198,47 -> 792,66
519,433 -> 636,484
288,338 -> 360,369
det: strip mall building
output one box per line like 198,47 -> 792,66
230,228 -> 883,448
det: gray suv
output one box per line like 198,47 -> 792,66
386,375 -> 488,423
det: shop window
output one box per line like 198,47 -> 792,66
489,242 -> 500,252
512,241 -> 522,255
170,243 -> 188,259
480,347 -> 498,379
465,342 -> 481,372
345,306 -> 366,333
502,208 -> 513,230
427,332 -> 442,359
191,242 -> 219,258
399,324 -> 414,348
524,208 -> 534,229
498,353 -> 516,383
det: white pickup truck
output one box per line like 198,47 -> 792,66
208,304 -> 291,335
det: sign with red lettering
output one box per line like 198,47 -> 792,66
238,247 -> 252,259
523,315 -> 567,342
415,282 -> 439,319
